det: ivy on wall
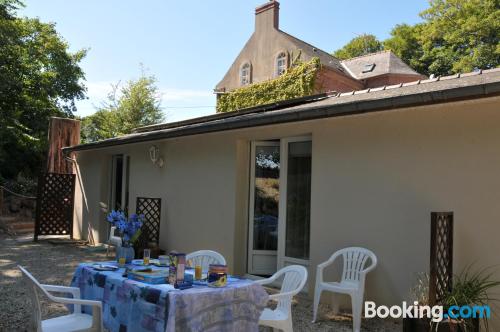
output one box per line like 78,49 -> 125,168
216,57 -> 321,113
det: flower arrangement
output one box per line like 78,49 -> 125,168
106,210 -> 144,247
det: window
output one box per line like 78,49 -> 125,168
240,63 -> 251,86
362,63 -> 376,73
276,52 -> 287,76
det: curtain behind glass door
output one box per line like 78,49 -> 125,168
285,141 -> 311,260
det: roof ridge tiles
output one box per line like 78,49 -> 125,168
340,50 -> 392,63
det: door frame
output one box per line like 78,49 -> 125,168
277,136 -> 312,270
247,140 -> 280,275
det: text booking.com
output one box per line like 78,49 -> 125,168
365,301 -> 491,322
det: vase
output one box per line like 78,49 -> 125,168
117,245 -> 135,264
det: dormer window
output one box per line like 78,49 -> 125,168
240,62 -> 251,86
362,63 -> 376,73
275,52 -> 287,76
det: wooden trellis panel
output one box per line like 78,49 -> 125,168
429,212 -> 454,306
136,197 -> 161,245
34,173 -> 76,240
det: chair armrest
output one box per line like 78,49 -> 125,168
254,275 -> 278,286
268,290 -> 299,301
42,285 -> 81,298
52,295 -> 102,308
42,285 -> 83,313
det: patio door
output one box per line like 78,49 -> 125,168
247,141 -> 280,275
277,137 -> 311,270
110,154 -> 130,213
247,137 -> 311,275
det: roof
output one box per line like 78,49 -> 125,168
64,68 -> 500,153
341,50 -> 423,80
279,30 -> 347,74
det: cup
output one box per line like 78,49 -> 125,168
195,265 -> 202,280
143,249 -> 151,265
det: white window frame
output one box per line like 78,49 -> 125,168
240,62 -> 251,86
277,136 -> 312,270
275,51 -> 288,77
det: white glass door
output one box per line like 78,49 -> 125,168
247,137 -> 312,276
247,141 -> 280,275
278,137 -> 312,270
110,154 -> 130,213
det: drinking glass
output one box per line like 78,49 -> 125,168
143,249 -> 151,265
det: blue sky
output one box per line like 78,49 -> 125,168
21,1 -> 427,122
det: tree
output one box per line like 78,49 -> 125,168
332,34 -> 383,60
383,24 -> 429,75
0,0 -> 87,180
384,0 -> 499,76
81,73 -> 165,143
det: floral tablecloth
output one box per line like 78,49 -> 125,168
70,263 -> 268,332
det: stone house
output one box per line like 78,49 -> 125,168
215,1 -> 424,100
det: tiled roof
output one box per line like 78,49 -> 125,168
341,50 -> 423,80
64,68 -> 500,153
279,30 -> 347,74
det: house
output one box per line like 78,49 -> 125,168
214,1 -> 424,100
65,67 -> 500,327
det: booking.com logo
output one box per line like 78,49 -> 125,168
365,301 -> 491,322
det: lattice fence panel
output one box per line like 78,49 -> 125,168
35,173 -> 76,240
136,197 -> 161,245
429,212 -> 454,305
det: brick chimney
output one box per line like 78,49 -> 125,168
255,0 -> 279,33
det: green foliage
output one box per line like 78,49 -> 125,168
442,265 -> 500,331
81,73 -> 165,142
333,34 -> 383,60
384,0 -> 500,76
217,58 -> 320,113
383,24 -> 429,75
0,0 -> 86,180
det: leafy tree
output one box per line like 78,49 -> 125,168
384,0 -> 499,76
332,34 -> 383,60
383,24 -> 429,75
419,0 -> 499,75
0,0 -> 87,180
81,73 -> 165,142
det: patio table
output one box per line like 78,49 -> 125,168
70,262 -> 269,332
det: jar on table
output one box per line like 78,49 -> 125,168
208,264 -> 228,287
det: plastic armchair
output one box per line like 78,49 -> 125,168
107,226 -> 122,257
186,250 -> 226,270
18,265 -> 103,332
255,265 -> 308,332
312,247 -> 377,332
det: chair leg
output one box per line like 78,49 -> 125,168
351,293 -> 363,332
330,293 -> 340,315
283,314 -> 293,332
312,287 -> 322,323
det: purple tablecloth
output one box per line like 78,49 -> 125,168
70,263 -> 269,332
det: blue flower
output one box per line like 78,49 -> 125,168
106,209 -> 143,245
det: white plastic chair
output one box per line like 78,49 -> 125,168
106,225 -> 122,256
18,265 -> 103,332
186,250 -> 226,270
255,265 -> 308,332
312,247 -> 377,332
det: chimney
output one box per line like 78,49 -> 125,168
255,1 -> 279,33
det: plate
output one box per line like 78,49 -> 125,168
131,259 -> 159,266
92,264 -> 119,271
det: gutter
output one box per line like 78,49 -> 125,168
63,77 -> 500,154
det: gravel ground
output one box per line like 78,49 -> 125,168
0,233 -> 401,331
